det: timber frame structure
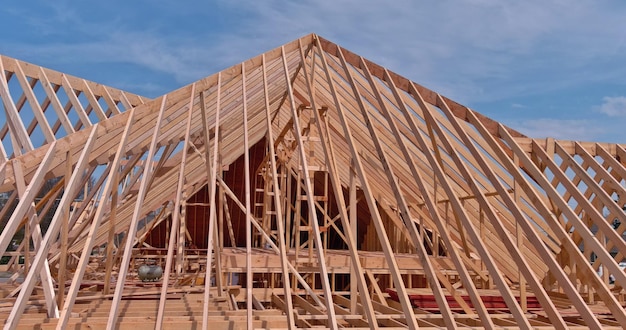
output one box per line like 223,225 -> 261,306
1,33 -> 626,329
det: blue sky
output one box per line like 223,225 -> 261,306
1,0 -> 626,143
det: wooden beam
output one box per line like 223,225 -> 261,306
316,39 -> 418,330
106,96 -> 168,330
200,79 -> 223,328
4,127 -> 97,329
56,110 -> 136,330
215,175 -> 325,308
60,74 -> 92,128
406,82 -> 531,327
100,85 -> 122,115
12,60 -> 55,143
495,124 -> 626,325
282,45 -> 339,330
431,95 -> 569,328
241,61 -> 254,330
317,35 -> 526,139
103,162 -> 121,295
300,40 -> 379,329
37,67 -> 75,135
262,53 -> 296,329
11,160 -> 59,318
0,58 -> 33,154
157,83 -> 196,330
381,69 -> 496,327
56,150 -> 72,308
353,54 -> 460,329
0,142 -> 57,257
79,78 -> 108,121
556,142 -> 626,237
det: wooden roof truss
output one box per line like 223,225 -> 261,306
0,34 -> 625,329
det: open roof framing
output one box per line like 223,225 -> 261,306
1,33 -> 626,329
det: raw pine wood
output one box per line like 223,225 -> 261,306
156,83 -> 195,330
356,55 -> 460,328
262,53 -> 297,329
430,95 -> 568,329
462,108 -> 602,328
2,33 -> 626,329
11,160 -> 59,319
318,41 -> 418,330
106,96 -> 167,330
12,60 -> 55,143
299,41 -> 379,329
56,110 -> 136,329
0,60 -> 33,155
241,62 -> 254,330
199,81 -> 223,328
4,128 -> 97,330
382,67 -> 496,328
283,45 -> 339,330
0,143 -> 57,257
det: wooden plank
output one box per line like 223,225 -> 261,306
103,162 -> 121,295
106,96 -> 168,330
282,45 -> 339,330
529,138 -> 626,284
0,142 -> 57,257
56,150 -> 72,309
556,142 -> 626,235
403,80 -> 533,327
0,58 -> 33,154
99,85 -> 122,115
156,84 -> 196,330
269,40 -> 315,124
12,160 -> 59,318
6,34 -> 626,328
380,67 -> 496,328
56,110 -> 136,330
0,136 -> 7,161
317,35 -> 525,139
318,50 -> 528,259
79,78 -> 107,121
299,41 -> 379,329
241,61 -> 254,330
4,127 -> 97,329
349,169 -> 359,311
495,125 -> 626,325
215,175 -> 325,308
60,74 -> 92,128
262,53 -> 297,329
354,54 -> 464,328
594,144 -> 626,194
431,95 -> 570,328
316,39 -> 418,330
37,67 -> 75,135
12,60 -> 55,143
200,81 -> 222,328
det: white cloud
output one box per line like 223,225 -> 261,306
5,7 -> 626,102
596,96 -> 626,117
209,0 -> 626,104
3,1 -> 626,109
512,118 -> 603,141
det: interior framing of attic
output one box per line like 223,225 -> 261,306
0,33 -> 626,329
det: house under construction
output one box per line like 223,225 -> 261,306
1,33 -> 626,329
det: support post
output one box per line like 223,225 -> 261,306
200,77 -> 222,328
4,128 -> 96,330
57,111 -> 136,330
156,84 -> 196,329
106,96 -> 168,330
